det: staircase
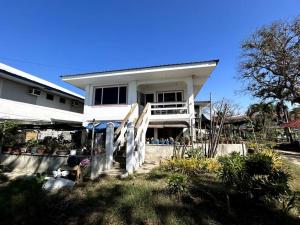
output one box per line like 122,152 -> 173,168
103,103 -> 151,176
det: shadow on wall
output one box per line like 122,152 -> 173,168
0,154 -> 68,174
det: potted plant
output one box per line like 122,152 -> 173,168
36,144 -> 46,155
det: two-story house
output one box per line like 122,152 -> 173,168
62,60 -> 218,174
0,63 -> 84,125
62,60 -> 218,140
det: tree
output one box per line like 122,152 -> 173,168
239,17 -> 300,104
246,102 -> 278,140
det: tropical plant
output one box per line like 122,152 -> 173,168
167,174 -> 188,195
217,151 -> 290,200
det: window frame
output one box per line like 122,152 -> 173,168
156,90 -> 184,103
46,93 -> 54,101
59,97 -> 66,104
93,85 -> 128,105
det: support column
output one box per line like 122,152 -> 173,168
154,128 -> 158,140
126,122 -> 135,174
105,122 -> 114,170
186,77 -> 195,142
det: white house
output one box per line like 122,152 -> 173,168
62,60 -> 218,138
62,60 -> 218,174
0,63 -> 84,125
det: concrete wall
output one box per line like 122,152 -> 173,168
1,78 -> 37,104
0,77 -> 83,113
145,143 -> 247,163
0,153 -> 68,173
145,145 -> 174,163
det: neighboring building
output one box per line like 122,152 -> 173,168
0,63 -> 84,124
62,60 -> 218,140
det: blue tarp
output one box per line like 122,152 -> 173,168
85,121 -> 121,132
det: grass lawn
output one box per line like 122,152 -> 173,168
0,164 -> 300,225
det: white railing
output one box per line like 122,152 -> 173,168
104,103 -> 138,171
113,103 -> 138,153
150,101 -> 189,115
126,103 -> 151,173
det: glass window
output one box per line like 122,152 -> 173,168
102,87 -> 118,104
46,93 -> 54,101
119,86 -> 127,104
59,97 -> 66,104
94,88 -> 102,105
176,92 -> 183,101
94,86 -> 127,105
157,93 -> 163,102
164,92 -> 176,102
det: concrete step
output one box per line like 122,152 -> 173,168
100,167 -> 127,177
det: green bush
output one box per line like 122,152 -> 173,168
185,147 -> 204,159
167,174 -> 188,195
217,151 -> 290,200
162,157 -> 220,175
217,152 -> 246,186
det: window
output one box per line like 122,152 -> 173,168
94,88 -> 102,105
157,91 -> 183,102
46,93 -> 54,101
103,87 -> 118,104
94,86 -> 127,105
60,97 -> 66,104
119,86 -> 127,104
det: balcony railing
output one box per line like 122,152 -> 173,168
150,101 -> 189,115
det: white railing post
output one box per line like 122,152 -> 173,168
126,122 -> 135,174
105,122 -> 114,170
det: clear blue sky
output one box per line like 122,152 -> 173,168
0,0 -> 299,111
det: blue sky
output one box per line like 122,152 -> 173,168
0,0 -> 299,111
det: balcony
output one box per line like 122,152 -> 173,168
148,101 -> 191,123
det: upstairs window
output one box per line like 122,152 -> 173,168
60,97 -> 66,104
46,93 -> 54,101
94,86 -> 127,105
157,91 -> 183,103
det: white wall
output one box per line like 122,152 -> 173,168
83,76 -> 196,123
0,98 -> 83,123
1,78 -> 37,104
0,78 -> 83,113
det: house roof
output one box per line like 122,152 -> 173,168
61,59 -> 219,79
281,119 -> 300,128
61,59 -> 219,90
0,62 -> 84,100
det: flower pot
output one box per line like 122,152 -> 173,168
2,146 -> 12,153
56,150 -> 70,156
20,147 -> 27,153
12,148 -> 21,155
37,148 -> 46,155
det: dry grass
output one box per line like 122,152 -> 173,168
0,166 -> 299,225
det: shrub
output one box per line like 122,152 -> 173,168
260,149 -> 284,170
185,147 -> 204,159
167,174 -> 188,195
162,157 -> 220,175
217,152 -> 246,186
217,151 -> 290,200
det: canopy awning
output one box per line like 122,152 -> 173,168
85,121 -> 120,132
